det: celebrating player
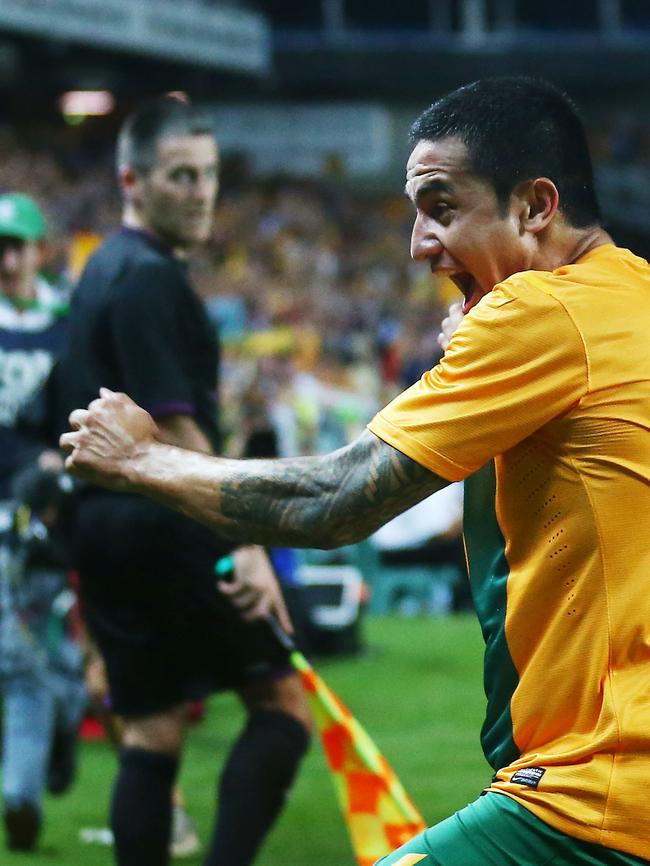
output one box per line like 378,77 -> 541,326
62,78 -> 650,865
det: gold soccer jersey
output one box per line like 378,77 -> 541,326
368,245 -> 650,860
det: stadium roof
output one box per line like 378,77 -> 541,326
0,0 -> 270,76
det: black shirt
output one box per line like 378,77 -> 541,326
59,227 -> 233,572
61,227 -> 220,451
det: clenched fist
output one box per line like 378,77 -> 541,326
60,388 -> 159,491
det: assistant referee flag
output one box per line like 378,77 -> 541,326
291,650 -> 426,866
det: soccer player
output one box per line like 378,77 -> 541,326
57,97 -> 311,866
61,77 -> 650,865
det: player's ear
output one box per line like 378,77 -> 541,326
515,178 -> 559,235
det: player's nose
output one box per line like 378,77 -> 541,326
410,217 -> 444,262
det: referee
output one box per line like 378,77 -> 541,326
59,97 -> 311,866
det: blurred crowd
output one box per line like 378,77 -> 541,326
0,121 -> 459,459
201,174 -> 456,457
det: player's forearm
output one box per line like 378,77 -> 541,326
126,430 -> 445,548
126,440 -> 330,545
62,391 -> 447,547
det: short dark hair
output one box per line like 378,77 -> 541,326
116,95 -> 214,176
410,77 -> 601,227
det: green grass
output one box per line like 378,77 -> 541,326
7,614 -> 490,865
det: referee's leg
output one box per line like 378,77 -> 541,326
111,705 -> 186,866
204,671 -> 311,866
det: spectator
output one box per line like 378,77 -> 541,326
0,193 -> 85,851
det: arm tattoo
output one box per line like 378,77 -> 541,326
217,429 -> 447,548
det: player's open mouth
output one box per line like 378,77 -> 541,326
449,273 -> 480,313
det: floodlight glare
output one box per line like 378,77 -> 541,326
59,90 -> 115,118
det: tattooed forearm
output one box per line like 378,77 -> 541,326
127,429 -> 448,548
62,391 -> 448,549
213,429 -> 447,548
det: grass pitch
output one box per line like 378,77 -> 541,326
6,613 -> 489,865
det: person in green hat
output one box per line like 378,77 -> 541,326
0,193 -> 65,473
0,192 -> 86,852
0,193 -> 48,306
0,193 -> 47,238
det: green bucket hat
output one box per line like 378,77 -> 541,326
0,193 -> 47,241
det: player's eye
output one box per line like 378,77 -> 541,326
428,202 -> 452,223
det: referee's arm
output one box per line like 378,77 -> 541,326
156,413 -> 213,453
153,411 -> 291,628
61,389 -> 448,549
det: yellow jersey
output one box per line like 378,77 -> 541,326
368,244 -> 650,860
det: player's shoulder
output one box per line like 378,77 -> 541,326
470,270 -> 567,325
492,244 -> 649,308
458,270 -> 586,356
495,269 -> 565,304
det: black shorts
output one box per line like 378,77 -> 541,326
72,493 -> 293,717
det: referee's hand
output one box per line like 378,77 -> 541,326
217,545 -> 293,635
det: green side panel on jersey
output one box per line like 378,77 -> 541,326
463,461 -> 520,771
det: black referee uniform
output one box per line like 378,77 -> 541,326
60,227 -> 290,717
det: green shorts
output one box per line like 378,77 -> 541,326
375,792 -> 648,866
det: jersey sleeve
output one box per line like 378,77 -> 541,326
368,281 -> 588,481
107,260 -> 195,415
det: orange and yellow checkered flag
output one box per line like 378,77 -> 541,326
214,558 -> 426,865
291,650 -> 427,866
